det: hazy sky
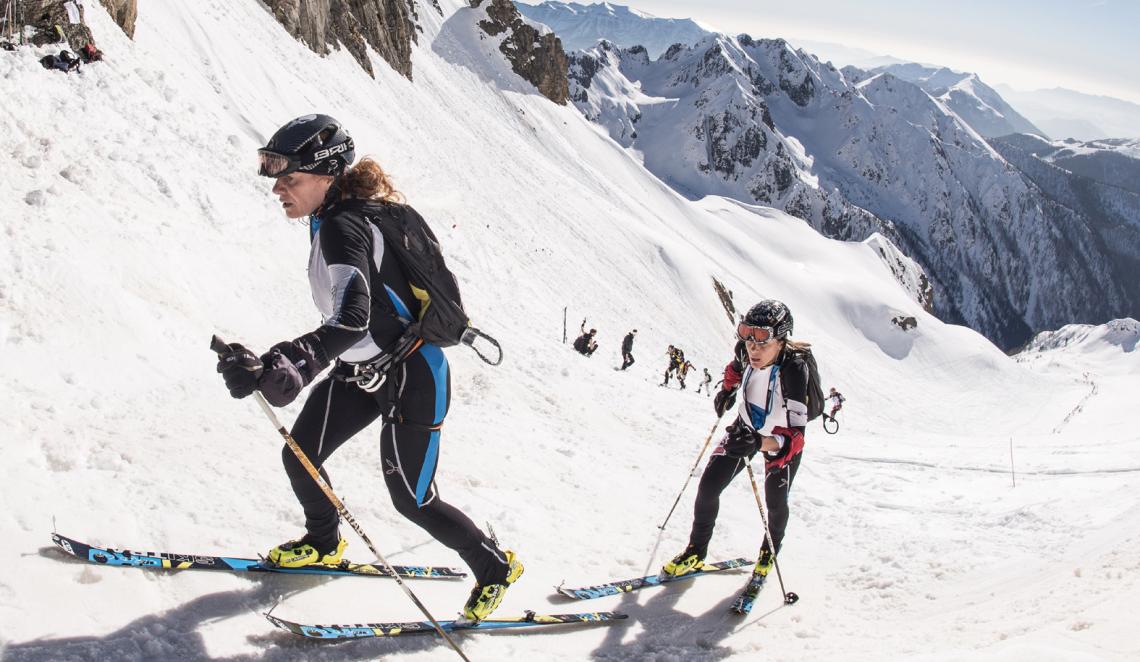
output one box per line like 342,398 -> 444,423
619,0 -> 1140,104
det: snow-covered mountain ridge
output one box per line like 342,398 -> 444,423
992,134 -> 1140,196
567,34 -> 1137,348
516,0 -> 709,57
1,1 -> 1138,660
870,62 -> 1042,138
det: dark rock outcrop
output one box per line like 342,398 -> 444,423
97,0 -> 137,38
264,0 -> 416,79
17,0 -> 94,51
892,316 -> 918,331
472,0 -> 569,105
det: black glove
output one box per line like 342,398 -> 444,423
723,421 -> 760,459
713,388 -> 737,416
257,338 -> 326,407
217,343 -> 263,399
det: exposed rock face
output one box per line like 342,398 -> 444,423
97,0 -> 137,38
865,234 -> 935,313
989,135 -> 1140,330
264,0 -> 416,79
17,0 -> 94,50
471,0 -> 569,105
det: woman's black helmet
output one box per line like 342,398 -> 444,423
258,114 -> 355,178
742,299 -> 793,340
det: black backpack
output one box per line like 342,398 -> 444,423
369,202 -> 501,365
782,347 -> 825,421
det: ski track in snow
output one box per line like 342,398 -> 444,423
0,1 -> 1137,661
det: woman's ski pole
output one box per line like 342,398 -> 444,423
743,456 -> 799,605
210,335 -> 471,662
658,416 -> 722,530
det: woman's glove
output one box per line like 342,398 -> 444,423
765,426 -> 805,471
256,339 -> 326,407
722,421 -> 760,458
713,388 -> 737,416
217,343 -> 263,399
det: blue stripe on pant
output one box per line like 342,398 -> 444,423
284,345 -> 508,585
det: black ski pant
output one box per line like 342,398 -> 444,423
283,345 -> 510,585
686,450 -> 802,558
620,352 -> 635,370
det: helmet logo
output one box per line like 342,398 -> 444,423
313,142 -> 349,160
285,114 -> 318,129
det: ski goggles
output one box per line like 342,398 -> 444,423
736,322 -> 777,345
257,149 -> 305,178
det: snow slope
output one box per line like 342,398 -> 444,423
0,1 -> 1137,661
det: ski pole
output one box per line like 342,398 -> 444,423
658,416 -> 722,530
210,336 -> 472,662
743,456 -> 799,605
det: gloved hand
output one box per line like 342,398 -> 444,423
713,387 -> 737,416
257,339 -> 325,407
722,421 -> 760,458
765,426 -> 805,471
217,343 -> 263,399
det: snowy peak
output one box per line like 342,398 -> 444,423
517,0 -> 710,57
1018,319 -> 1140,376
873,63 -> 1042,138
1022,319 -> 1139,354
568,33 -> 1138,348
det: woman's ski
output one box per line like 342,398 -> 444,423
51,532 -> 466,579
556,558 -> 751,600
265,610 -> 628,638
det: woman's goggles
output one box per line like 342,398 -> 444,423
257,149 -> 302,178
737,322 -> 776,345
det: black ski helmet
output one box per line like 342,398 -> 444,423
742,299 -> 793,340
258,114 -> 355,178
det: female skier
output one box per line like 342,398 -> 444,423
216,114 -> 522,622
663,300 -> 809,581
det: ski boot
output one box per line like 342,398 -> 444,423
461,550 -> 524,622
266,533 -> 348,568
661,545 -> 705,578
731,550 -> 774,615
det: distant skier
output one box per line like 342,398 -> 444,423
677,360 -> 695,389
696,367 -> 714,396
573,319 -> 599,356
215,114 -> 521,623
825,387 -> 845,420
619,329 -> 637,370
662,345 -> 685,386
663,300 -> 810,589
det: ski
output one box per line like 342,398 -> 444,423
265,610 -> 628,639
51,533 -> 466,580
556,558 -> 751,600
729,572 -> 767,614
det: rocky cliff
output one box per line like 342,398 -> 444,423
471,0 -> 569,105
97,0 -> 136,38
264,0 -> 416,79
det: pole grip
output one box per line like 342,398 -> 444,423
209,334 -> 229,357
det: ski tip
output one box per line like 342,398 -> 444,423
784,591 -> 800,605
